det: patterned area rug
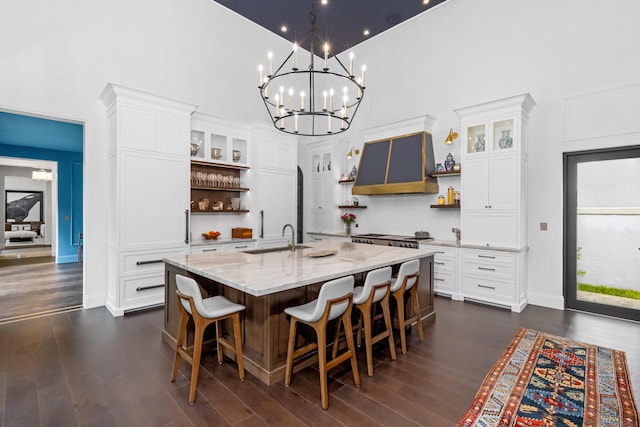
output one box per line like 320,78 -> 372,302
457,328 -> 639,427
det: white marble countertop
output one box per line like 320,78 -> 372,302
164,240 -> 435,297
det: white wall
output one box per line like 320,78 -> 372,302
1,0 -> 639,310
342,0 -> 640,309
0,0 -> 291,308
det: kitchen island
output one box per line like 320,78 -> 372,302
162,240 -> 435,384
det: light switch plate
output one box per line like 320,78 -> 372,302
540,222 -> 548,231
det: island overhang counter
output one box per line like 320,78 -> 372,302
162,240 -> 435,385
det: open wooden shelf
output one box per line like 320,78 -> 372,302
191,186 -> 249,192
338,205 -> 367,209
431,170 -> 460,178
429,204 -> 460,209
191,210 -> 249,214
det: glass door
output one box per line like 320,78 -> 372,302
564,146 -> 640,321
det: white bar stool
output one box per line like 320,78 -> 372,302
350,266 -> 397,376
284,276 -> 361,410
170,274 -> 245,404
391,259 -> 424,354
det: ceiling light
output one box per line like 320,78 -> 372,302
444,128 -> 458,145
346,147 -> 360,159
423,0 -> 430,5
281,25 -> 287,32
32,169 -> 52,181
258,0 -> 366,136
363,29 -> 370,36
321,0 -> 328,4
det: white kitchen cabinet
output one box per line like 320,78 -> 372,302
250,125 -> 298,246
420,244 -> 461,300
455,94 -> 534,312
457,94 -> 534,248
459,248 -> 527,312
190,241 -> 257,254
100,83 -> 196,316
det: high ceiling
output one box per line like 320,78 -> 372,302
214,0 -> 448,55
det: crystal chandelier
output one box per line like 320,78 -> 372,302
258,0 -> 366,136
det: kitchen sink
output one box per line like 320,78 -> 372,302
242,245 -> 310,254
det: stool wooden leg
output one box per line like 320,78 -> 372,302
171,310 -> 188,382
231,312 -> 245,381
284,318 -> 298,387
331,320 -> 341,360
360,304 -> 374,377
393,291 -> 408,354
342,312 -> 361,388
215,320 -> 224,365
316,323 -> 329,410
381,295 -> 397,361
411,287 -> 424,342
189,320 -> 205,405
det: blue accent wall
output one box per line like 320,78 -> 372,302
0,144 -> 83,263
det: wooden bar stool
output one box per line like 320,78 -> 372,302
284,276 -> 360,410
350,266 -> 397,377
391,259 -> 424,354
170,274 -> 245,404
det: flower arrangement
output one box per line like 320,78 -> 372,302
341,213 -> 356,224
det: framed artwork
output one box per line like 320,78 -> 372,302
5,190 -> 43,223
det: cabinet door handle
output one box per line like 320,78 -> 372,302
136,259 -> 163,266
435,261 -> 445,265
234,245 -> 248,249
478,255 -> 496,259
477,284 -> 495,290
260,210 -> 264,238
185,209 -> 190,244
478,267 -> 496,271
203,248 -> 218,252
434,277 -> 445,281
136,284 -> 164,292
434,251 -> 445,254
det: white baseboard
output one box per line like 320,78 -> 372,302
527,292 -> 565,310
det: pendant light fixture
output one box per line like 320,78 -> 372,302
258,0 -> 366,136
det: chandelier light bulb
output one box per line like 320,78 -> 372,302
292,43 -> 298,70
274,94 -> 280,117
300,91 -> 305,111
323,43 -> 329,70
258,64 -> 263,86
323,90 -> 328,111
288,87 -> 294,111
349,52 -> 354,76
329,88 -> 335,112
361,65 -> 367,87
279,86 -> 284,108
268,51 -> 273,76
263,77 -> 269,98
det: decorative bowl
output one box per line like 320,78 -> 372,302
202,231 -> 220,240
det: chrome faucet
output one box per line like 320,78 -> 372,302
282,223 -> 296,250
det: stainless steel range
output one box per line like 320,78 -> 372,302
351,233 -> 433,249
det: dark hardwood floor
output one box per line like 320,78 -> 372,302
0,297 -> 638,426
0,261 -> 83,323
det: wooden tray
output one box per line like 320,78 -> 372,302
306,250 -> 337,258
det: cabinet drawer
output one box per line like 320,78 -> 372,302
433,258 -> 455,273
191,245 -> 224,254
460,274 -> 514,303
122,274 -> 165,308
461,249 -> 514,265
227,242 -> 256,251
434,270 -> 456,294
121,248 -> 186,274
462,260 -> 514,281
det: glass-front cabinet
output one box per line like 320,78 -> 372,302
465,118 -> 516,155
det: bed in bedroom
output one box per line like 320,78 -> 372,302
4,222 -> 42,243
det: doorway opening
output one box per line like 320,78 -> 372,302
564,145 -> 640,322
0,110 -> 84,323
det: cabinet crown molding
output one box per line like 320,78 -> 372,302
99,83 -> 197,115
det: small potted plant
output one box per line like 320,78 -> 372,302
341,213 -> 356,236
